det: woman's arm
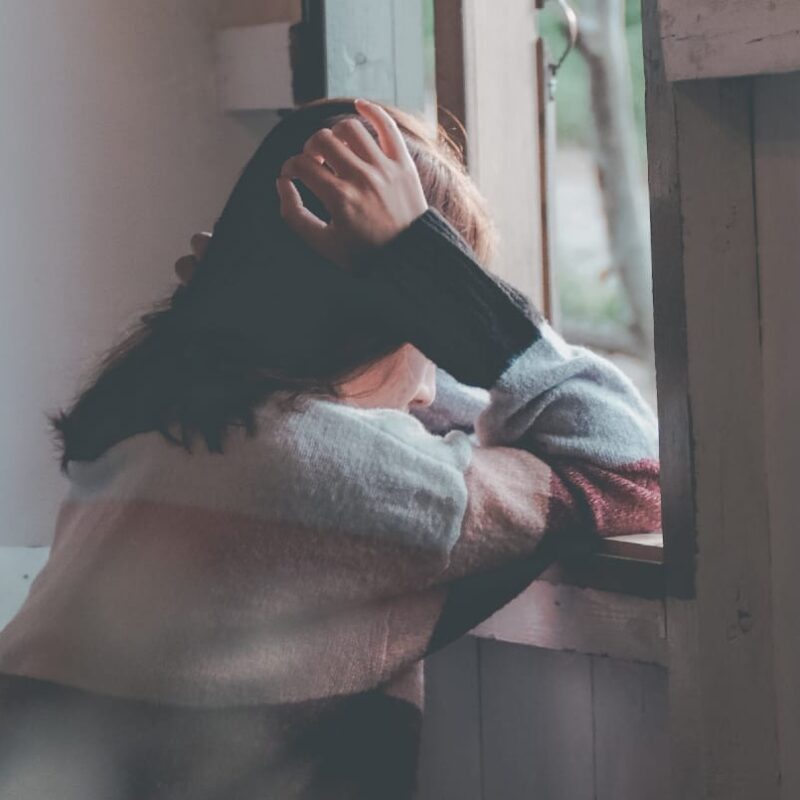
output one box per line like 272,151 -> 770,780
352,205 -> 660,547
272,100 -> 660,646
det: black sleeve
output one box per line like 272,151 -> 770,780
351,208 -> 542,389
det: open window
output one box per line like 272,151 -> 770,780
431,0 -> 663,598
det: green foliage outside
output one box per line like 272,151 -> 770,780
419,0 -> 648,332
538,1 -> 647,330
539,0 -> 646,160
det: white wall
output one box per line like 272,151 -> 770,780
0,1 -> 278,545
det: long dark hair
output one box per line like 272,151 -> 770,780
53,98 -> 496,468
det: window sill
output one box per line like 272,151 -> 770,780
557,532 -> 665,599
471,533 -> 667,666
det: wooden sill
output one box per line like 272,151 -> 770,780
599,532 -> 664,563
522,530 -> 667,601
550,531 -> 665,600
470,533 -> 667,666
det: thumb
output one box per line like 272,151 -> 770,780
276,176 -> 330,254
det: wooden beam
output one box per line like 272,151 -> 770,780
462,0 -> 544,306
471,580 -> 667,666
643,0 -> 696,600
659,0 -> 800,81
433,0 -> 468,160
322,0 -> 426,112
753,71 -> 800,800
643,5 -> 783,798
417,637 -> 483,800
601,532 -> 664,563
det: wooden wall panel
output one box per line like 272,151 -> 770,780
417,637 -> 483,800
592,658 -> 669,800
472,580 -> 667,666
643,6 -> 783,798
460,0 -> 544,307
479,641 -> 595,800
323,0 -> 426,111
668,76 -> 780,800
753,71 -> 800,800
659,0 -> 800,81
418,639 -> 670,798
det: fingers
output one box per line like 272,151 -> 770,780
174,255 -> 196,286
280,153 -> 343,209
190,232 -> 212,261
302,128 -> 370,180
276,176 -> 328,249
354,98 -> 409,163
330,118 -> 385,165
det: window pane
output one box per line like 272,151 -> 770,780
540,0 -> 656,411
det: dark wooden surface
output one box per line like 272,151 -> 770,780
642,2 -> 696,600
433,0 -> 468,161
418,638 -> 669,799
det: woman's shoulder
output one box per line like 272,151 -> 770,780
64,392 -> 472,532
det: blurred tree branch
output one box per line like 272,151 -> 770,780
560,0 -> 654,356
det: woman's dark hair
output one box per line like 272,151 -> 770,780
52,98 -> 496,468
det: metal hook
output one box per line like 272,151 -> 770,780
545,0 -> 579,100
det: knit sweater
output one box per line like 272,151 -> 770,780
0,209 -> 660,799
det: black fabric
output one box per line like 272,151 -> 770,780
169,100 -> 403,371
354,208 -> 542,389
0,672 -> 422,800
425,529 -> 598,655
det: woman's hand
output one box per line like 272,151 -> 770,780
174,232 -> 211,286
277,98 -> 429,268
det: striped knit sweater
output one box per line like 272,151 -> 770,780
0,209 -> 660,799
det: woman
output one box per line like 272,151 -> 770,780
0,98 -> 660,798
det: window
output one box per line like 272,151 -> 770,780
430,0 -> 663,593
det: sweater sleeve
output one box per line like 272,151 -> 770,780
356,207 -> 660,534
0,211 -> 659,706
342,208 -> 661,652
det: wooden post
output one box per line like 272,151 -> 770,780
643,4 -> 783,798
322,0 -> 426,112
752,72 -> 800,800
431,0 -> 545,308
658,0 -> 800,81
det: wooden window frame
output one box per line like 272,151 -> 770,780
433,0 -> 665,601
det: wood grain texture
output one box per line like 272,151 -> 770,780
643,0 -> 696,599
537,36 -> 558,324
643,26 -> 784,794
460,0 -> 544,307
479,641 -> 595,800
600,532 -> 664,562
753,72 -> 800,800
670,75 -> 780,800
659,0 -> 800,81
592,657 -> 669,800
323,0 -> 426,111
417,636 -> 483,800
555,553 -> 665,599
433,0 -> 468,160
471,581 -> 667,666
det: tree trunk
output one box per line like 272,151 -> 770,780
574,0 -> 654,356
